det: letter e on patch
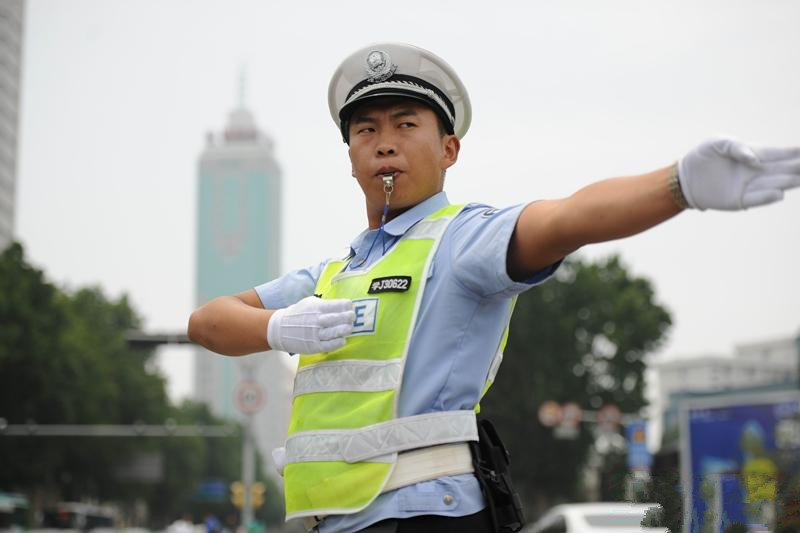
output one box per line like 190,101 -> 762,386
351,298 -> 378,335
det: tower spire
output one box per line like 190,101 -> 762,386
223,67 -> 260,143
238,66 -> 247,109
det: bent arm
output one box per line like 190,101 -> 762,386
508,165 -> 682,279
188,289 -> 273,356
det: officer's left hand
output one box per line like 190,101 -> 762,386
678,137 -> 800,210
267,296 -> 355,354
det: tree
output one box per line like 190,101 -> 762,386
0,243 -> 72,494
481,255 -> 672,517
0,243 -> 281,528
0,243 -> 169,503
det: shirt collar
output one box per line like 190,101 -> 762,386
348,191 -> 450,252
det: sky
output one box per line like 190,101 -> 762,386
16,0 -> 800,407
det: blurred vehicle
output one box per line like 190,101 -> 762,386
41,502 -> 115,531
525,502 -> 668,533
0,491 -> 29,531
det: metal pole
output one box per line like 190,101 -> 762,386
795,332 -> 800,388
241,413 -> 254,530
0,420 -> 237,437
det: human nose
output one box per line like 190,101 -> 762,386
375,131 -> 397,157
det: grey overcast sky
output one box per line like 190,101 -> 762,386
17,0 -> 800,402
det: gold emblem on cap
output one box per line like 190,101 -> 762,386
365,50 -> 397,83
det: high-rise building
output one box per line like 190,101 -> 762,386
0,0 -> 24,251
194,102 -> 294,479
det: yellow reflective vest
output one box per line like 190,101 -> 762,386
282,204 -> 514,520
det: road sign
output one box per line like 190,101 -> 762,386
597,404 -> 622,432
230,481 -> 265,510
230,481 -> 245,509
251,482 -> 265,509
625,419 -> 652,472
561,403 -> 583,428
196,480 -> 227,502
554,402 -> 583,439
235,380 -> 265,415
538,401 -> 563,427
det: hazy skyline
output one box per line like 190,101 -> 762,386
16,0 -> 800,402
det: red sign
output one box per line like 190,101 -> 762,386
597,404 -> 622,432
235,380 -> 265,415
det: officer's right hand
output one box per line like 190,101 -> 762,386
678,137 -> 800,210
267,296 -> 355,354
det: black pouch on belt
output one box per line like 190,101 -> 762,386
468,418 -> 526,533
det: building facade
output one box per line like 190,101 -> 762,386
193,105 -> 294,479
0,0 -> 24,251
655,335 -> 799,411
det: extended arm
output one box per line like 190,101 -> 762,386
508,138 -> 800,280
509,165 -> 681,279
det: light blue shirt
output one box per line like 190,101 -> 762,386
255,192 -> 559,532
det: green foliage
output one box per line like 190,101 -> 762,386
0,243 -> 169,500
650,453 -> 683,532
599,451 -> 629,501
0,243 -> 70,425
481,255 -> 672,516
0,243 -> 280,527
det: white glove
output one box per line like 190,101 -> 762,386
271,447 -> 287,476
678,137 -> 800,210
267,296 -> 355,354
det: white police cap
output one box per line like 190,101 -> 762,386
328,43 -> 471,143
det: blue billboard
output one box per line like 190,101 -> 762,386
626,419 -> 652,472
680,390 -> 800,533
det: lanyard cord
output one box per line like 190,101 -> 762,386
351,174 -> 395,269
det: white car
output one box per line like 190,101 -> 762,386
525,502 -> 669,533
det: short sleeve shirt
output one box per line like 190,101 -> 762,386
255,192 -> 559,532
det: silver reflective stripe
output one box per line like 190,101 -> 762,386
487,349 -> 504,384
293,359 -> 402,398
404,216 -> 452,241
286,410 -> 477,464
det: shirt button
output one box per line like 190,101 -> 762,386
442,494 -> 454,505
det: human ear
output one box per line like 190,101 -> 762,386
440,135 -> 460,172
348,147 -> 357,178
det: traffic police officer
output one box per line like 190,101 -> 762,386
188,43 -> 800,533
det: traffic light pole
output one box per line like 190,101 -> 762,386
241,413 -> 255,529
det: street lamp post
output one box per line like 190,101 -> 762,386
241,414 -> 255,530
234,371 -> 265,531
